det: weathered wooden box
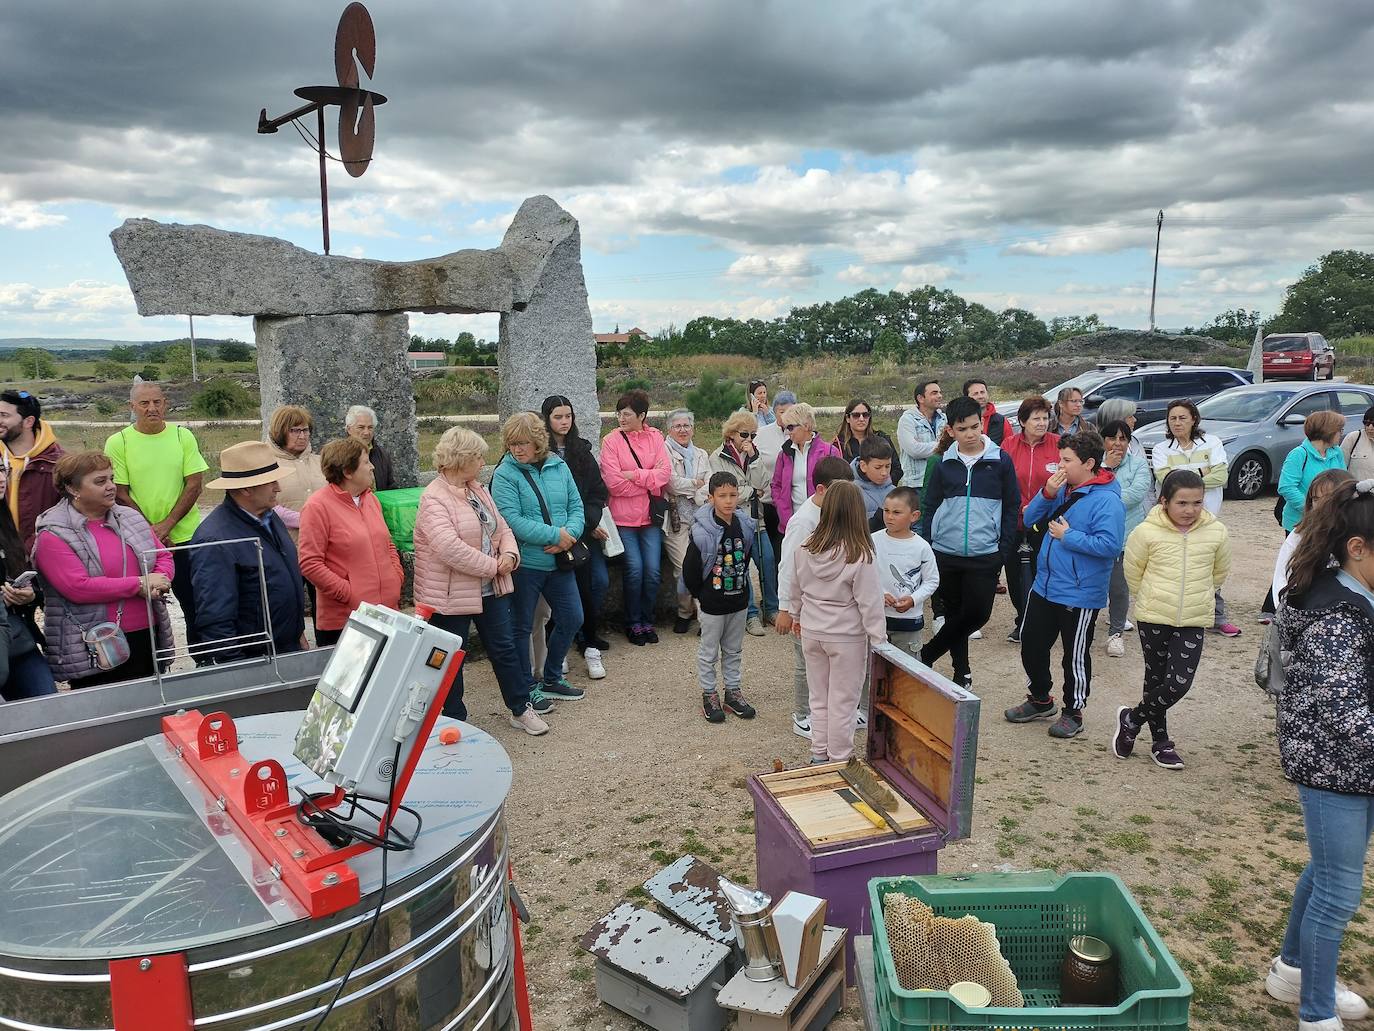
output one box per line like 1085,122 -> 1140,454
746,642 -> 980,982
582,902 -> 733,1031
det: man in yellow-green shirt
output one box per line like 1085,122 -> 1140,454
104,382 -> 209,651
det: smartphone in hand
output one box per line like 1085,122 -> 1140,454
8,570 -> 37,589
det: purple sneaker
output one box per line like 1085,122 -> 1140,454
1112,706 -> 1139,760
1151,740 -> 1185,770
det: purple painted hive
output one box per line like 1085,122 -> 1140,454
747,642 -> 980,983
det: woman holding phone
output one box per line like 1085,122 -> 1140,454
746,380 -> 776,427
0,457 -> 53,700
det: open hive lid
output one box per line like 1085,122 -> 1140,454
866,642 -> 980,841
755,643 -> 980,852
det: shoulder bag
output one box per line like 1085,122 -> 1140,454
517,468 -> 589,571
619,431 -> 674,529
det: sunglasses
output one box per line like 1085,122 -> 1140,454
782,424 -> 802,432
735,431 -> 756,439
849,410 -> 871,418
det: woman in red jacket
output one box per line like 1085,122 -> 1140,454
297,437 -> 403,646
1000,395 -> 1061,641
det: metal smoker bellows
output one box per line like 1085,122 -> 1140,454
719,876 -> 782,982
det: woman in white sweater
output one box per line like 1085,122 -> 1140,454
1151,399 -> 1239,636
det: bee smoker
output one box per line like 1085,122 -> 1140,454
718,876 -> 781,982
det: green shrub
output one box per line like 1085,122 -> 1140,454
140,365 -> 161,381
192,379 -> 256,418
94,359 -> 129,381
93,396 -> 121,416
683,373 -> 742,422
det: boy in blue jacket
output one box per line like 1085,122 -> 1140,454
918,396 -> 1021,688
1005,431 -> 1125,739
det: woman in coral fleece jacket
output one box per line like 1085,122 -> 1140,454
787,481 -> 887,763
296,438 -> 402,648
600,390 -> 672,644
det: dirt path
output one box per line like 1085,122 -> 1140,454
455,496 -> 1366,1029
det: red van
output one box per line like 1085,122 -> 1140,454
1262,333 -> 1336,381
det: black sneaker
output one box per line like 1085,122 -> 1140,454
528,685 -> 557,714
1007,626 -> 1021,643
626,626 -> 646,646
724,691 -> 757,719
586,635 -> 611,651
673,616 -> 693,634
1005,699 -> 1058,723
541,677 -> 584,701
1112,706 -> 1139,759
644,626 -> 660,644
702,692 -> 726,724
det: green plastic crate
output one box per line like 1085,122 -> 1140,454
869,871 -> 1191,1030
375,486 -> 423,555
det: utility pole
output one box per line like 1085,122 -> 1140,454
1148,209 -> 1164,333
189,314 -> 200,384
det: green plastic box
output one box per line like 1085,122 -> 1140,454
869,871 -> 1191,1030
375,486 -> 423,555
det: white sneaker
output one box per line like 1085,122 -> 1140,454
1107,634 -> 1125,658
792,713 -> 812,739
508,705 -> 549,737
745,615 -> 766,637
1267,956 -> 1369,1021
856,710 -> 868,730
561,656 -> 569,675
1299,1020 -> 1344,1030
968,629 -> 982,640
584,647 -> 605,680
1124,619 -> 1135,632
932,616 -> 945,635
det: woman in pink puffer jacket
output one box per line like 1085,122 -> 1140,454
413,427 -> 549,737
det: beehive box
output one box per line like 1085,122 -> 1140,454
747,643 -> 980,982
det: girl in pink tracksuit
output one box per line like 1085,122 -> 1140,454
787,480 -> 888,762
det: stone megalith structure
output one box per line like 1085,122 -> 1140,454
109,196 -> 598,485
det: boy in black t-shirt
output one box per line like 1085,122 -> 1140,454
684,472 -> 758,723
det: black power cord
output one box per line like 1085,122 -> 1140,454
305,740 -> 417,1030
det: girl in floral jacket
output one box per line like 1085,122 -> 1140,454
1264,476 -> 1374,1028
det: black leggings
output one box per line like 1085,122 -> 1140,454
1130,622 -> 1205,741
921,554 -> 1000,679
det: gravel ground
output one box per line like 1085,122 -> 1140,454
466,495 -> 1368,1030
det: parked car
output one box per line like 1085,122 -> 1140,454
1134,382 -> 1374,500
1261,333 -> 1336,381
995,362 -> 1252,430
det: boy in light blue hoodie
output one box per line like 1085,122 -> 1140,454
853,436 -> 894,525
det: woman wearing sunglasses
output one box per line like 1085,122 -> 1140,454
710,412 -> 776,633
1341,405 -> 1374,482
831,398 -> 894,463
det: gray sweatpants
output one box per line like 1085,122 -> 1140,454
794,636 -> 809,717
699,610 -> 747,695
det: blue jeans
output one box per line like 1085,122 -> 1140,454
512,566 -> 583,685
746,523 -> 778,619
617,525 -> 663,626
1280,785 -> 1374,1021
576,542 -> 609,643
430,596 -> 530,719
1,647 -> 57,701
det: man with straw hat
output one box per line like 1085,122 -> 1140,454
189,441 -> 306,663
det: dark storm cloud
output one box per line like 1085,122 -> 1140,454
2,0 -> 1373,237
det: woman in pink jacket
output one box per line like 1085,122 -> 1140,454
413,428 -> 547,736
770,402 -> 841,532
297,438 -> 403,646
787,481 -> 887,763
600,390 -> 672,645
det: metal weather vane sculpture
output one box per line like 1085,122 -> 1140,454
257,3 -> 387,255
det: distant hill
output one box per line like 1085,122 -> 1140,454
0,337 -> 238,354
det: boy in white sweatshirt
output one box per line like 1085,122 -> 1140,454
872,486 -> 940,659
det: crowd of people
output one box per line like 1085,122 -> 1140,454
1,373 -> 1372,1027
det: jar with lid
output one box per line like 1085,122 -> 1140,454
1060,934 -> 1118,1006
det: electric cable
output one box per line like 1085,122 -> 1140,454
305,739 -> 412,1030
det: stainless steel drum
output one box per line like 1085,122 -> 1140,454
0,712 -> 516,1030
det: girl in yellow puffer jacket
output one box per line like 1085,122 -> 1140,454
1114,470 -> 1232,770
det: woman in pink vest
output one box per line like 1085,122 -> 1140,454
770,402 -> 841,532
600,390 -> 671,645
297,437 -> 403,647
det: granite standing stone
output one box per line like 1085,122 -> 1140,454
254,312 -> 420,487
496,197 -> 599,430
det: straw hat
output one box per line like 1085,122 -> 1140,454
207,441 -> 287,489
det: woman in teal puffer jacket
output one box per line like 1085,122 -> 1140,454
490,412 -> 586,703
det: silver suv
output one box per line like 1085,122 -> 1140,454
995,362 -> 1252,429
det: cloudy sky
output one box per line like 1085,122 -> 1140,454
3,0 -> 1374,344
